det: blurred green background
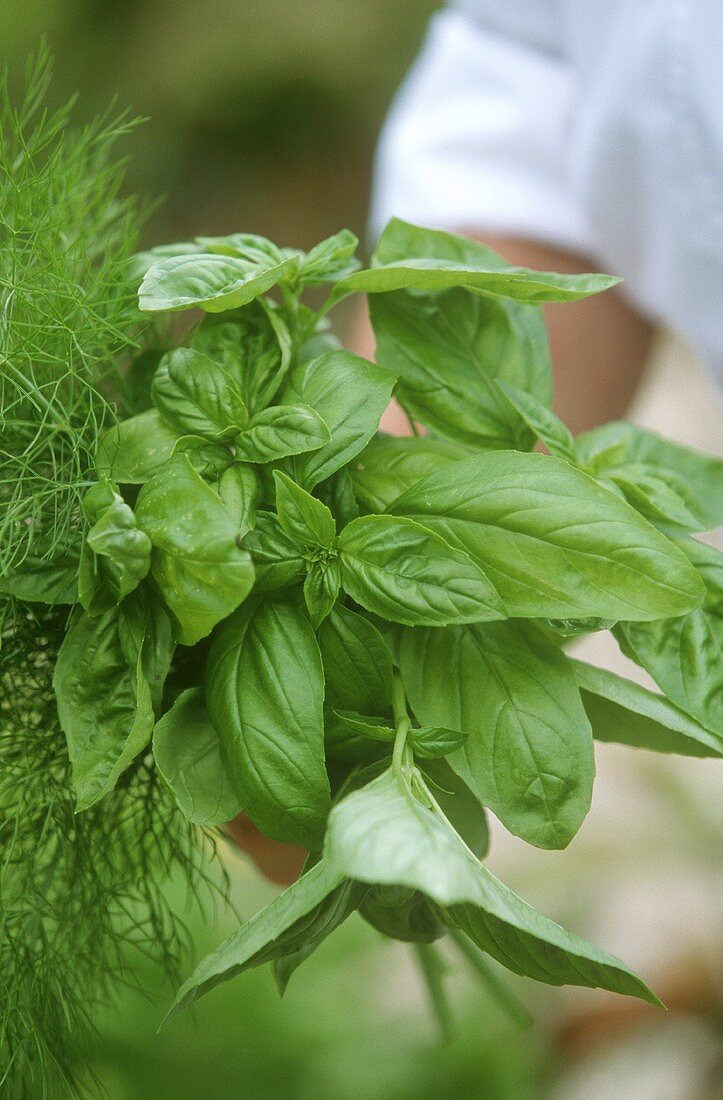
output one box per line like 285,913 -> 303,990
2,5 -> 721,1098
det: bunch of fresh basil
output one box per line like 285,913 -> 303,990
36,220 -> 723,1020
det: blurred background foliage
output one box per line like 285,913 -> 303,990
2,4 -> 722,1098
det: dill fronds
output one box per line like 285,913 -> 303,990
0,44 -> 149,573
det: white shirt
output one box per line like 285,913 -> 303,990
371,1 -> 723,387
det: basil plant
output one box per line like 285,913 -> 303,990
54,219 -> 723,1022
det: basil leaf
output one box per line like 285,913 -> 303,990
169,861 -> 345,1016
495,380 -> 577,461
369,288 -> 548,448
282,351 -> 395,489
360,885 -> 445,944
411,726 -> 468,760
601,464 -> 705,532
138,252 -> 296,313
192,232 -> 286,266
333,218 -> 620,304
615,538 -> 722,733
324,767 -> 659,1005
571,659 -> 723,758
84,483 -> 151,602
53,605 -> 154,811
332,711 -> 396,743
235,404 -> 330,464
0,552 -> 78,604
351,436 -> 467,514
190,303 -> 292,416
172,435 -> 234,479
295,229 -> 360,287
151,347 -> 248,440
576,421 -> 723,531
421,759 -> 489,858
96,408 -> 180,484
317,605 -> 393,714
216,463 -> 259,535
135,455 -> 255,645
303,558 -> 340,629
117,587 -> 175,714
339,514 -> 505,626
153,687 -> 242,825
205,596 -> 331,847
400,622 -> 594,849
243,511 -> 306,594
390,451 -> 704,621
273,470 -> 336,549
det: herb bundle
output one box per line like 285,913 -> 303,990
3,66 -> 722,1085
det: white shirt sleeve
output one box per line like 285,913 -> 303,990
369,3 -> 595,258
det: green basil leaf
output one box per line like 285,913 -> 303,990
138,253 -> 296,313
369,288 -> 548,449
153,687 -> 242,825
295,229 -> 360,287
324,767 -> 659,1005
273,470 -> 336,549
117,587 -> 175,714
411,726 -> 469,760
172,434 -> 234,479
576,421 -> 723,531
351,436 -> 467,514
421,759 -> 489,858
235,404 -> 330,464
135,455 -> 255,645
615,538 -> 722,733
360,885 -> 445,944
571,659 -> 723,758
151,347 -> 248,440
84,484 -> 151,602
303,558 -> 340,630
216,463 -> 259,535
53,605 -> 154,811
333,219 -> 620,303
205,596 -> 331,847
192,232 -> 286,266
400,621 -> 594,849
190,303 -> 293,416
390,451 -> 704,621
314,467 -> 359,529
0,552 -> 78,604
282,351 -> 395,489
317,605 -> 393,714
271,877 -> 365,995
96,408 -> 180,484
243,511 -> 306,594
338,514 -> 505,626
602,464 -> 705,532
332,711 -> 396,743
169,861 -> 345,1017
495,380 -> 577,461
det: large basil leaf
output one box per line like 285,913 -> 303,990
576,421 -> 723,531
333,218 -> 620,304
571,659 -> 723,758
390,451 -> 705,621
138,252 -> 296,313
599,465 -> 705,533
169,861 -> 346,1016
96,408 -> 180,484
153,687 -> 242,825
317,604 -> 393,714
0,552 -> 79,604
53,604 -> 154,810
324,767 -> 658,1005
282,351 -> 395,489
615,538 -> 722,733
135,455 -> 255,645
205,596 -> 331,847
151,347 -> 248,440
190,303 -> 292,416
339,514 -> 505,626
369,288 -> 549,449
215,463 -> 259,535
351,436 -> 467,514
400,622 -> 594,849
235,404 -> 330,464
